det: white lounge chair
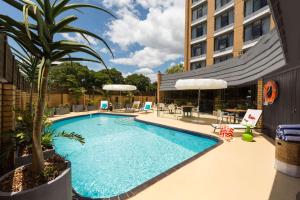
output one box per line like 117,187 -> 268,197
100,100 -> 109,110
143,102 -> 153,112
211,109 -> 262,132
126,101 -> 140,112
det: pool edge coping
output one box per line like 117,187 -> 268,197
52,112 -> 223,200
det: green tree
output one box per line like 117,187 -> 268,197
125,74 -> 151,93
0,0 -> 114,173
165,63 -> 184,74
93,68 -> 124,88
49,62 -> 93,92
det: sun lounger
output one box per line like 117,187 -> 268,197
142,102 -> 153,112
100,100 -> 109,111
211,109 -> 262,132
126,101 -> 140,112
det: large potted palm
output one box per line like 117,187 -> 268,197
0,1 -> 114,200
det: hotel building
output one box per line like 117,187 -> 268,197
184,0 -> 275,71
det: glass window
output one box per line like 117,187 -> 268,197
192,3 -> 208,21
192,23 -> 207,39
214,32 -> 234,51
244,0 -> 268,17
216,0 -> 231,10
214,54 -> 233,64
244,16 -> 270,42
191,61 -> 206,70
191,42 -> 207,57
215,9 -> 234,30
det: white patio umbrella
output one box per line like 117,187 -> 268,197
103,84 -> 137,91
175,79 -> 227,117
103,84 -> 137,106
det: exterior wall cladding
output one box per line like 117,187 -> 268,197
185,0 -> 275,71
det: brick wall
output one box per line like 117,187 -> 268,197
257,79 -> 264,129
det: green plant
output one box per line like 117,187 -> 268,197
87,99 -> 96,106
0,0 -> 114,174
69,87 -> 85,105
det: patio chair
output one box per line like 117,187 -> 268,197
211,109 -> 262,132
142,102 -> 153,112
126,101 -> 140,112
100,100 -> 109,111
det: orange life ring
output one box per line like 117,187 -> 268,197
263,80 -> 278,105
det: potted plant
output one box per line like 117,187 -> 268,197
87,100 -> 97,111
45,106 -> 55,117
70,87 -> 85,112
55,104 -> 70,115
12,110 -> 85,168
0,0 -> 113,199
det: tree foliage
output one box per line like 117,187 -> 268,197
49,62 -> 156,94
165,63 -> 184,74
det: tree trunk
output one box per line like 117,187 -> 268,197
29,83 -> 33,114
31,61 -> 50,173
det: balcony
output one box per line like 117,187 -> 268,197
242,37 -> 260,49
214,23 -> 234,37
191,15 -> 207,26
213,46 -> 233,58
215,1 -> 234,16
244,6 -> 270,25
191,35 -> 207,45
191,0 -> 207,9
190,54 -> 207,63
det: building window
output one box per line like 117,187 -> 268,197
214,32 -> 233,51
215,9 -> 234,30
191,42 -> 206,57
214,54 -> 233,64
244,0 -> 268,16
244,16 -> 270,42
191,61 -> 206,70
192,3 -> 208,21
192,0 -> 200,3
192,23 -> 207,39
215,0 -> 231,10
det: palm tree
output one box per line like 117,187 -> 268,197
0,0 -> 114,174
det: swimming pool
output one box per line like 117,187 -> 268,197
52,114 -> 219,199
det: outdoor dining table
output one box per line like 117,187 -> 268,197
182,106 -> 194,117
224,109 -> 247,123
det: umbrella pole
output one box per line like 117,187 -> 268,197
198,89 -> 200,118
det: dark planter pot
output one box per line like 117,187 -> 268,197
55,107 -> 70,115
14,149 -> 55,168
72,105 -> 84,112
0,162 -> 72,200
87,105 -> 97,111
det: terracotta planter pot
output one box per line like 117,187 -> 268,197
14,149 -> 55,168
0,162 -> 72,200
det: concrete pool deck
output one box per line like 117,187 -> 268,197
50,111 -> 300,200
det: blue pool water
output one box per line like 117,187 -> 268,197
52,114 -> 218,198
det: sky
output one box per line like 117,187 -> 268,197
0,0 -> 185,82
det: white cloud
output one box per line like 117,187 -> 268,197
122,67 -> 157,82
112,47 -> 179,68
99,47 -> 109,54
61,33 -> 98,46
105,0 -> 185,68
